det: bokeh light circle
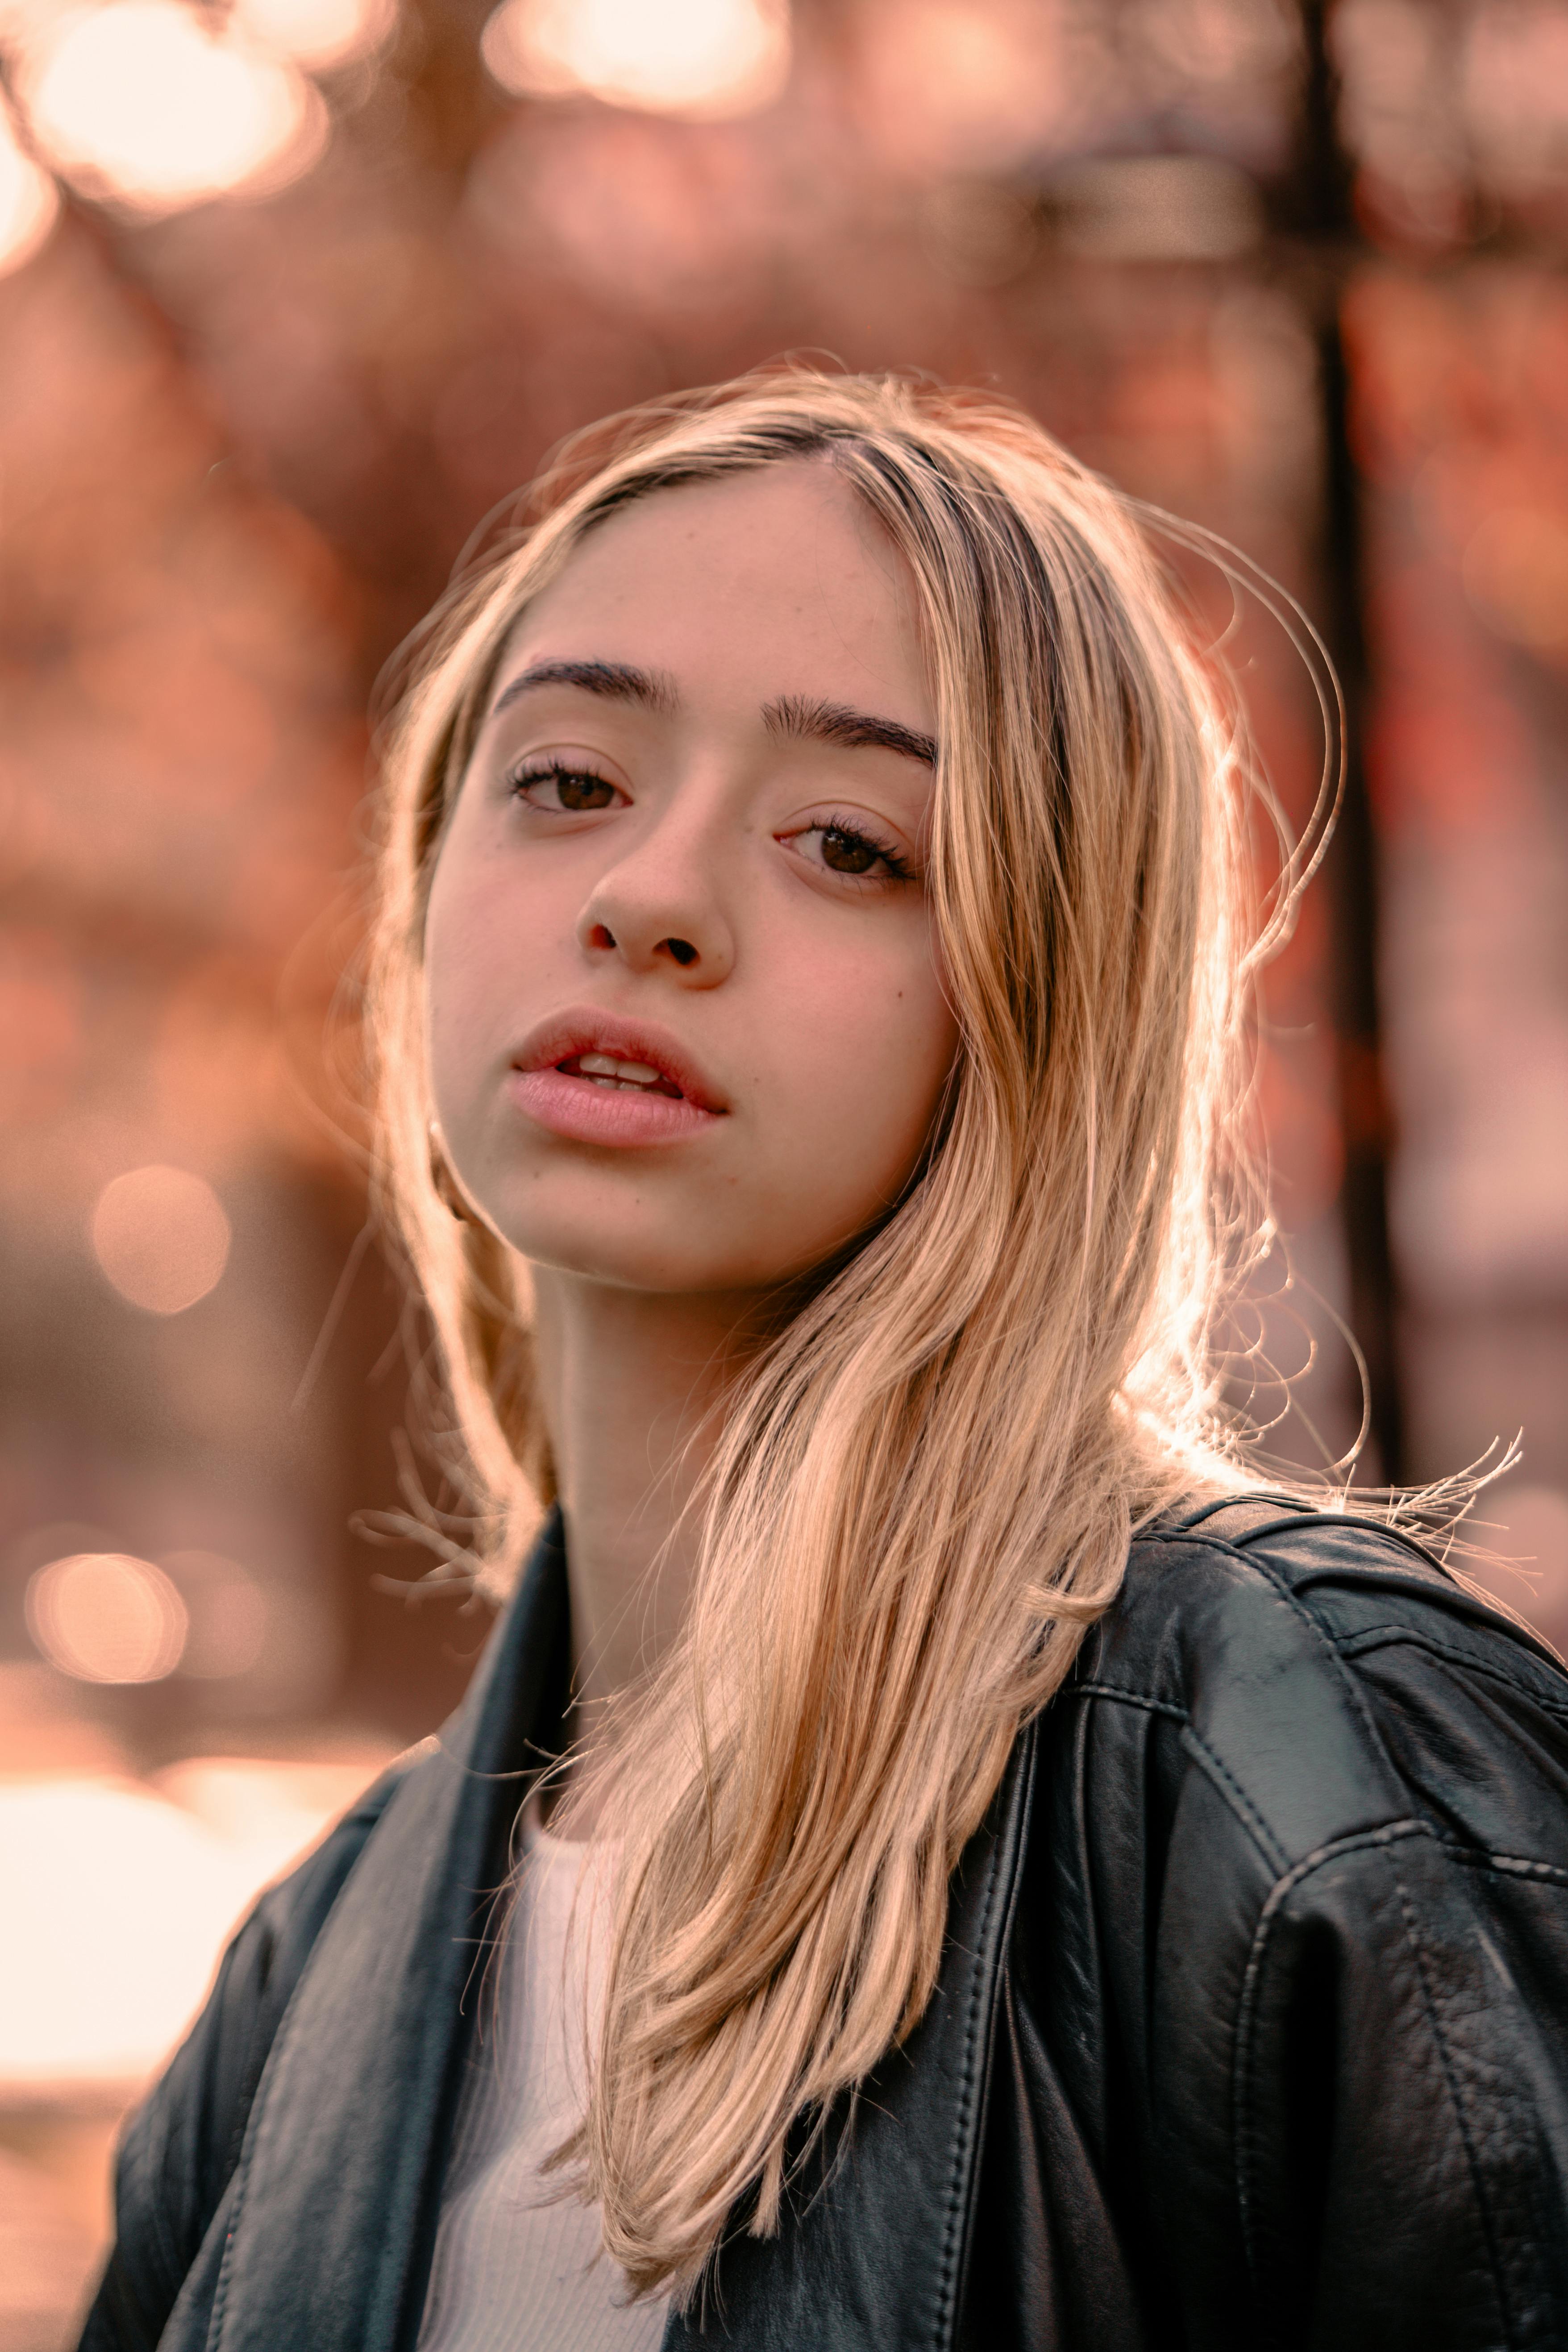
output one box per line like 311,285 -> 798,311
232,0 -> 395,72
482,0 -> 790,119
91,1164 -> 231,1314
25,1551 -> 189,1683
20,2 -> 324,214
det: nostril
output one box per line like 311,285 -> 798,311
662,938 -> 698,967
587,923 -> 617,951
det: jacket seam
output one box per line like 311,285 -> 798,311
1180,1728 -> 1291,1875
204,2150 -> 246,2351
1107,1522 -> 1555,2343
223,2039 -> 270,2190
1233,1819 -> 1431,2309
1225,1545 -> 1421,1818
1065,1681 -> 1188,1722
136,2116 -> 185,2306
1384,1841 -> 1518,2347
1231,1819 -> 1531,2346
1331,1625 -> 1568,1713
1148,1496 -> 1317,1538
1438,1846 -> 1568,1889
1136,1529 -> 1421,1827
930,1723 -> 1034,2351
1177,1508 -> 1452,1577
931,1817 -> 1002,2351
1148,1511 -> 1568,1685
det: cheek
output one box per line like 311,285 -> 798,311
774,936 -> 958,1209
422,874 -> 485,1102
422,836 -> 530,1121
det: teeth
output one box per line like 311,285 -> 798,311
577,1052 -> 665,1086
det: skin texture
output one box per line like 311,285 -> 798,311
424,461 -> 957,1720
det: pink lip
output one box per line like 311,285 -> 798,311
506,1010 -> 728,1150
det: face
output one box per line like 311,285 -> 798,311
423,460 -> 959,1299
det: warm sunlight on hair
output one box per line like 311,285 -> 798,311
367,368 -> 1316,2301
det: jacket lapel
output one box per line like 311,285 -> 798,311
205,1510 -> 570,2352
194,1503 -> 1032,2352
666,1721 -> 1037,2351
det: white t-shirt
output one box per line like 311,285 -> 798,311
417,1804 -> 670,2352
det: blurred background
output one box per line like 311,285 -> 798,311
0,0 -> 1565,2339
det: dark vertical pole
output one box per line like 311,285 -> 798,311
1284,0 -> 1406,1483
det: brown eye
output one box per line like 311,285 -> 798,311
820,827 -> 879,874
786,817 -> 913,883
513,764 -> 622,813
556,773 -> 616,810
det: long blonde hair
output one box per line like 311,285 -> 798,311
368,370 -> 1302,2297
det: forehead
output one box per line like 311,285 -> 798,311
493,461 -> 932,719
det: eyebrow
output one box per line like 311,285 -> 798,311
763,693 -> 937,768
488,662 -> 937,769
489,658 -> 680,718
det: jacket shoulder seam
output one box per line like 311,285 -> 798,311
1067,1675 -> 1448,1872
1333,1623 -> 1568,1711
1223,1547 -> 1410,1808
1144,1508 -> 1452,1579
1124,1534 -> 1568,1756
1144,1518 -> 1449,1592
1123,1536 -> 1413,1862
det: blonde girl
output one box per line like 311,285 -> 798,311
86,372 -> 1568,2352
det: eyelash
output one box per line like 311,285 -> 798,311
802,812 -> 915,883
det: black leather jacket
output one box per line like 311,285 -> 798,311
82,1497 -> 1568,2350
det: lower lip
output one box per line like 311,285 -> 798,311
507,1066 -> 724,1148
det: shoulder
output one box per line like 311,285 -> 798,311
1061,1496 -> 1568,1880
1014,1504 -> 1568,2331
163,1741 -> 433,2126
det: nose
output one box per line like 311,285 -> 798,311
575,809 -> 735,987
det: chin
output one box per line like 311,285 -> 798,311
498,1213 -> 746,1295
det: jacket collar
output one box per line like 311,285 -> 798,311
209,1509 -> 571,2352
206,1510 -> 1033,2352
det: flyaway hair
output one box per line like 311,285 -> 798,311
366,369 -> 1321,2299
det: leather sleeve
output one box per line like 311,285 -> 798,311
1220,1795 -> 1568,2345
1004,1516 -> 1568,2352
76,1764 -> 412,2352
1147,1527 -> 1568,2348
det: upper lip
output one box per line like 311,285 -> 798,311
512,1010 -> 729,1113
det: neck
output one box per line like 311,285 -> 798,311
527,1268 -> 770,1721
